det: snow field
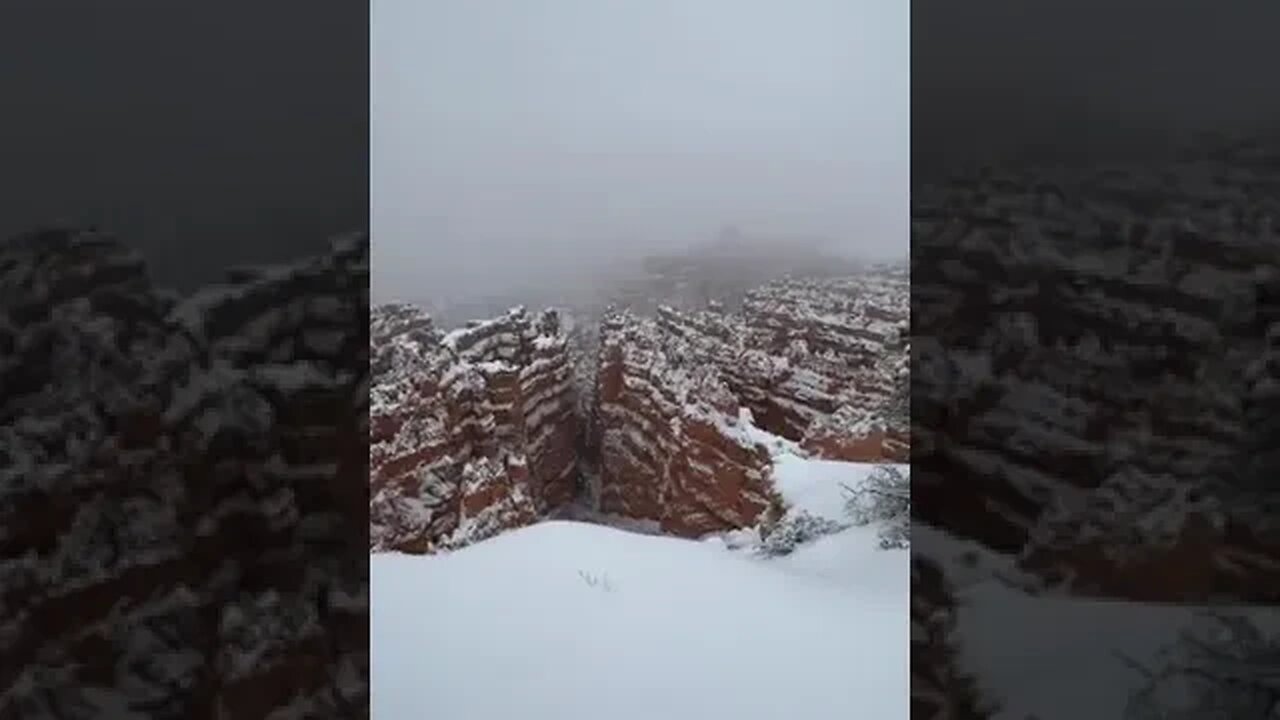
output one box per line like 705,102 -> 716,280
374,464 -> 908,720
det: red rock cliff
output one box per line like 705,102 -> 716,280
587,273 -> 909,535
369,304 -> 579,552
742,277 -> 909,458
593,310 -> 785,537
642,275 -> 910,461
373,270 -> 910,547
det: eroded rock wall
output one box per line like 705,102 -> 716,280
369,305 -> 579,553
372,270 -> 910,547
592,310 -> 784,536
588,274 -> 910,535
649,275 -> 910,460
744,277 -> 909,457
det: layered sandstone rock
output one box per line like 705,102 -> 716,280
592,310 -> 785,536
743,277 -> 909,457
369,304 -> 578,553
585,273 -> 909,536
648,275 -> 910,459
913,145 -> 1280,601
374,268 -> 909,547
0,228 -> 369,719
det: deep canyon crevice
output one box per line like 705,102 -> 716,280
369,272 -> 910,553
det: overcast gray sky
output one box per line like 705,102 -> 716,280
372,0 -> 908,305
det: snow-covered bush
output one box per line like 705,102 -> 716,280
844,465 -> 909,549
759,511 -> 845,557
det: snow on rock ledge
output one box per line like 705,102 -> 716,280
593,309 -> 785,536
369,304 -> 578,553
589,273 -> 909,537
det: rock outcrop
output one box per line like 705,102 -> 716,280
913,145 -> 1280,602
742,277 -> 909,457
0,228 -> 369,719
592,310 -> 785,537
589,272 -> 909,535
372,267 -> 910,549
369,305 -> 578,553
646,275 -> 910,459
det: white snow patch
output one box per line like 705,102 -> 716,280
698,407 -> 802,457
772,453 -> 908,523
372,520 -> 906,720
777,522 -> 907,591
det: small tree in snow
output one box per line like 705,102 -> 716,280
758,511 -> 845,557
844,465 -> 910,549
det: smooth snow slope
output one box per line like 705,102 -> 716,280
372,520 -> 907,719
773,454 -> 909,520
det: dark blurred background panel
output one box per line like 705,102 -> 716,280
913,0 -> 1280,173
911,1 -> 1280,718
0,0 -> 368,288
0,2 -> 369,718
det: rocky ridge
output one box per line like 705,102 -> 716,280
371,269 -> 910,551
0,228 -> 369,719
591,308 -> 786,536
369,304 -> 578,553
741,276 -> 909,456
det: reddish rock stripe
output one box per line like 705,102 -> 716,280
370,306 -> 579,552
